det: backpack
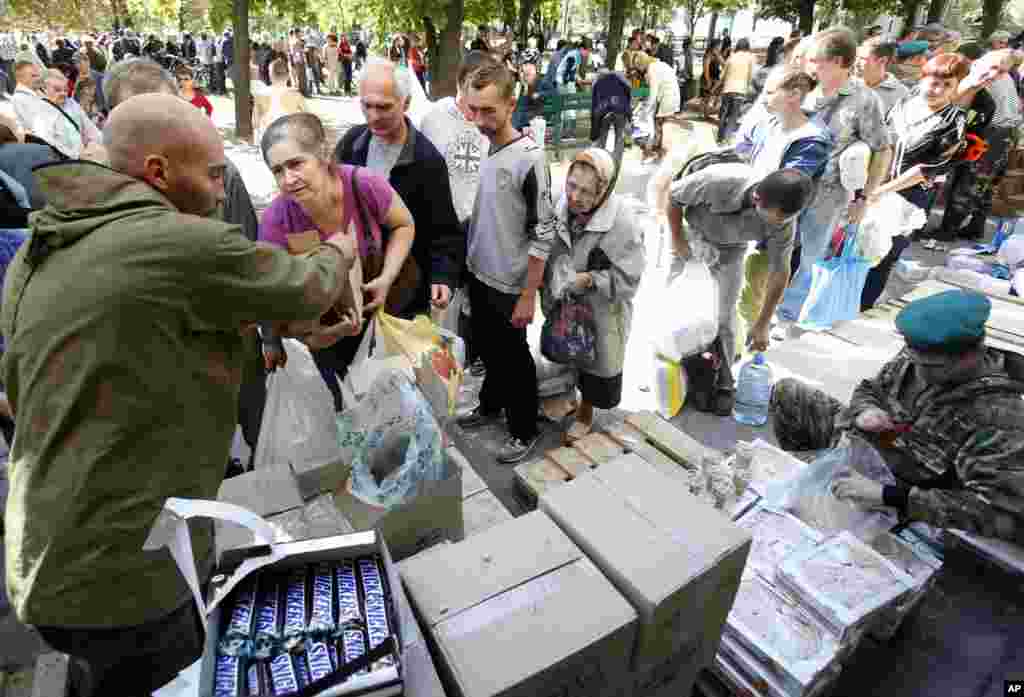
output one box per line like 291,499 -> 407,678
672,148 -> 743,181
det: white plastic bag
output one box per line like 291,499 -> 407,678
858,192 -> 925,263
653,260 -> 719,361
253,339 -> 342,473
344,371 -> 453,508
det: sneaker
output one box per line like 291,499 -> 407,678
456,406 -> 502,429
469,359 -> 486,377
496,434 -> 540,464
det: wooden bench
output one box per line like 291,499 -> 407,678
531,87 -> 651,157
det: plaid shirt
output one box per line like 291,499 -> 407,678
840,348 -> 1024,544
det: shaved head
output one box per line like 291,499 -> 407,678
105,94 -> 227,216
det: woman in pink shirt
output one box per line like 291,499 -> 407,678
258,113 -> 415,409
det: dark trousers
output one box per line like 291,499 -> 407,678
469,275 -> 539,441
0,61 -> 13,94
717,92 -> 746,142
36,601 -> 204,697
860,234 -> 911,311
593,112 -> 626,180
342,59 -> 353,94
213,61 -> 226,94
312,329 -> 365,412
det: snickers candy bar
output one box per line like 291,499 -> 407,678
305,640 -> 335,683
362,592 -> 396,669
219,579 -> 257,657
252,577 -> 282,660
246,661 -> 266,697
268,652 -> 300,696
334,559 -> 363,630
307,563 -> 336,638
340,628 -> 369,676
357,557 -> 386,600
293,652 -> 311,689
281,567 -> 309,651
213,654 -> 244,697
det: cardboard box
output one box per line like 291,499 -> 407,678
539,453 -> 752,672
398,511 -> 638,697
143,497 -> 410,697
216,452 -> 464,563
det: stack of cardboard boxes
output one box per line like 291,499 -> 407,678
399,453 -> 753,697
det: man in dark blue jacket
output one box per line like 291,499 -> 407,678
335,57 -> 464,318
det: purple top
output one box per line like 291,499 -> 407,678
258,164 -> 394,259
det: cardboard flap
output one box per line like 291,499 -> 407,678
216,466 -> 305,517
398,511 -> 581,626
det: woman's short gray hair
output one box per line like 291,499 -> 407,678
358,56 -> 412,101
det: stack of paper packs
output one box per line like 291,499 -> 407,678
868,532 -> 943,641
777,532 -> 916,644
723,575 -> 842,697
735,506 -> 824,582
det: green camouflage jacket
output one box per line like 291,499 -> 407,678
840,347 -> 1024,545
2,162 -> 345,628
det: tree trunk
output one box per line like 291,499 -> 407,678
799,0 -> 814,35
708,12 -> 719,39
926,0 -> 947,22
606,0 -> 627,75
233,0 -> 252,142
518,0 -> 539,44
423,15 -> 438,68
982,0 -> 1004,37
432,0 -> 464,99
901,0 -> 922,32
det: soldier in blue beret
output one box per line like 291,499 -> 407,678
771,289 -> 1024,545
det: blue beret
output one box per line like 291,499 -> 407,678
895,290 -> 991,352
897,40 -> 930,58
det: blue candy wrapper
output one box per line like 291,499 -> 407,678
306,640 -> 335,683
214,654 -> 243,697
308,563 -> 336,638
252,577 -> 282,660
282,567 -> 308,651
340,628 -> 369,676
268,652 -> 300,696
335,560 -> 363,631
219,579 -> 257,658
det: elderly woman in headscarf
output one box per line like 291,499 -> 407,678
542,148 -> 646,442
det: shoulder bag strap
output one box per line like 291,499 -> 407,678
44,99 -> 81,134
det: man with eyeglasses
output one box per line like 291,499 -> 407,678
771,290 -> 1024,546
668,165 -> 815,414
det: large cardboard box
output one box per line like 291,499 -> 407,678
217,454 -> 464,563
398,511 -> 638,697
539,453 -> 751,672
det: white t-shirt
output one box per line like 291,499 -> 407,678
420,97 -> 488,223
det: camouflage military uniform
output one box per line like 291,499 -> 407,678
771,347 -> 1024,544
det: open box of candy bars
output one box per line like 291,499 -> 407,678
145,498 -> 408,697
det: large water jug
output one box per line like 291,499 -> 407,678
733,353 -> 773,426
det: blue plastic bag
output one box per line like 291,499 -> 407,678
345,371 -> 450,508
798,224 -> 871,331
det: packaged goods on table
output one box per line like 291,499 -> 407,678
776,531 -> 916,645
735,506 -> 823,582
722,575 -> 842,697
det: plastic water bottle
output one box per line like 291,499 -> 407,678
733,353 -> 773,426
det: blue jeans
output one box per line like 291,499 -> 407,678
777,183 -> 849,322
